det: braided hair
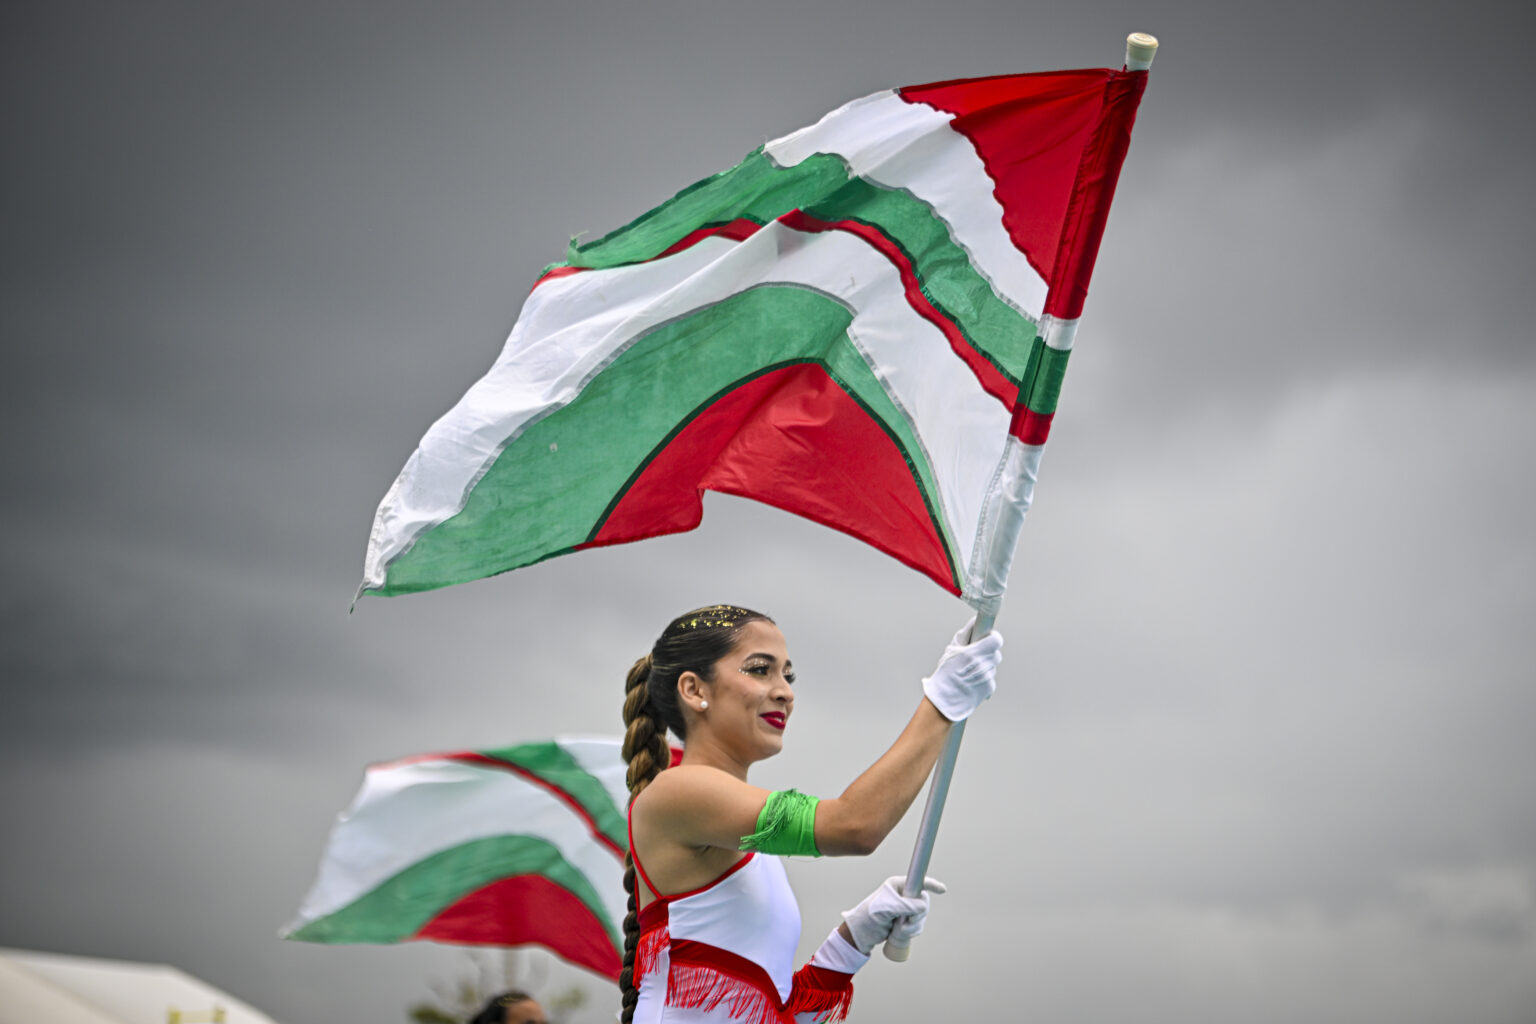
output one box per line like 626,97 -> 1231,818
618,604 -> 773,1023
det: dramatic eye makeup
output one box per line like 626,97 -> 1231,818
739,657 -> 795,685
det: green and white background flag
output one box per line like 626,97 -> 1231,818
284,738 -> 629,981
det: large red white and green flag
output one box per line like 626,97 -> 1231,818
361,68 -> 1148,612
283,738 -> 630,980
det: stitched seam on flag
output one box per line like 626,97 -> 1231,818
584,353 -> 961,593
854,177 -> 1034,325
782,210 -> 1017,411
448,753 -> 625,858
802,176 -> 1038,382
864,178 -> 1037,365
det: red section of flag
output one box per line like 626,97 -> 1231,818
583,362 -> 958,594
1041,70 -> 1148,320
416,874 -> 622,980
901,68 -> 1147,320
900,70 -> 1113,287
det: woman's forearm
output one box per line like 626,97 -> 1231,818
814,697 -> 952,855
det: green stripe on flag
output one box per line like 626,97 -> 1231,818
379,285 -> 956,595
480,742 -> 626,850
566,151 -> 849,269
562,150 -> 1037,386
1019,336 -> 1071,415
285,835 -> 618,946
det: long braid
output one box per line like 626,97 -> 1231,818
619,653 -> 667,1024
617,604 -> 773,1023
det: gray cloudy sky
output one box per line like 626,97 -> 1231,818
3,2 -> 1533,1022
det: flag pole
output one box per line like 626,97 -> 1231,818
884,30 -> 1159,962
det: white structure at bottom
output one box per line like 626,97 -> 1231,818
0,948 -> 284,1024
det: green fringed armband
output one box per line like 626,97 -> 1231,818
739,789 -> 822,857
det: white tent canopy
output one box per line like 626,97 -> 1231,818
0,948 -> 285,1024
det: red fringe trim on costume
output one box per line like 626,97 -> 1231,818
666,962 -> 786,1024
635,923 -> 668,981
659,945 -> 855,1024
785,964 -> 855,1023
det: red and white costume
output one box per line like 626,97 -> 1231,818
629,819 -> 865,1024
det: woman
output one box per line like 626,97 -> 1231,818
620,604 -> 1003,1023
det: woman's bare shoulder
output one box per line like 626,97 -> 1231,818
632,765 -> 772,848
638,764 -> 749,804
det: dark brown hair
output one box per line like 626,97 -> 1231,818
469,991 -> 534,1024
617,604 -> 773,1023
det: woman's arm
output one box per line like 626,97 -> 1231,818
813,697 -> 952,855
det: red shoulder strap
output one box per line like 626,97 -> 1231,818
627,802 -> 664,901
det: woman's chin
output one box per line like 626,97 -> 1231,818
750,733 -> 785,760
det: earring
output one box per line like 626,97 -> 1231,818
700,700 -> 709,711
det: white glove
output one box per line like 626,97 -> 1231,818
840,875 -> 947,954
921,618 -> 1003,721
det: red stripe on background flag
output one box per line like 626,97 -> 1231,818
445,753 -> 623,858
584,362 -> 958,593
415,874 -> 622,980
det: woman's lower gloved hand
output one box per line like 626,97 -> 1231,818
840,875 -> 947,954
921,617 -> 1003,721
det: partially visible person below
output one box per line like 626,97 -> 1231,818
469,991 -> 546,1024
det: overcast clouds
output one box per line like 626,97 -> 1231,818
3,2 -> 1533,1022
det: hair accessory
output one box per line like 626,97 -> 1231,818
667,604 -> 755,632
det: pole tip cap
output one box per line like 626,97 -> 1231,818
1125,32 -> 1159,71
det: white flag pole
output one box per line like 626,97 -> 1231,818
883,30 -> 1159,963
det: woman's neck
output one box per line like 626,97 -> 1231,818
678,734 -> 752,781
